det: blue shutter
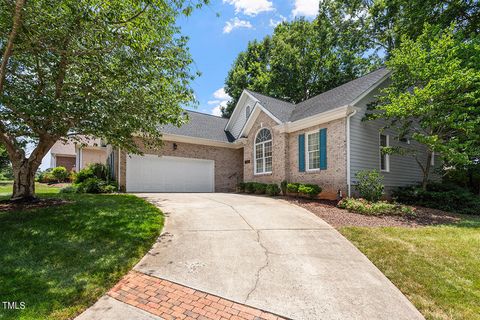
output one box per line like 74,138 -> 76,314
320,128 -> 327,169
298,134 -> 305,172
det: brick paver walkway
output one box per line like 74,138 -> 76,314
108,271 -> 288,320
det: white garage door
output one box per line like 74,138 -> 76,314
126,155 -> 214,192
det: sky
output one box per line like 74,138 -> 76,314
40,0 -> 320,170
177,0 -> 320,116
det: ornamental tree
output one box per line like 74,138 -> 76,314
0,0 -> 206,200
369,25 -> 480,189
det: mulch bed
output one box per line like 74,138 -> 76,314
0,198 -> 71,212
284,197 -> 468,228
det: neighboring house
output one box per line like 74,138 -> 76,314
113,68 -> 437,198
49,137 -> 109,172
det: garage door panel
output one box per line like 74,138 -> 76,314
126,155 -> 214,192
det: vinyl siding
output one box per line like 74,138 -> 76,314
349,85 -> 440,194
230,96 -> 256,139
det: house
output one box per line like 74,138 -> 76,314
49,136 -> 109,172
114,68 -> 437,198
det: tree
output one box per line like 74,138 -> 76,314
0,0 -> 206,201
223,9 -> 380,117
368,25 -> 480,189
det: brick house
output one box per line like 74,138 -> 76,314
113,68 -> 437,198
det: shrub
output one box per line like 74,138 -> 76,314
280,180 -> 288,195
59,185 -> 78,194
245,182 -> 256,193
101,184 -> 117,193
76,177 -> 103,194
51,166 -> 69,182
355,169 -> 384,202
237,182 -> 246,192
338,198 -> 414,216
393,184 -> 480,215
266,184 -> 280,196
298,184 -> 322,198
287,183 -> 300,193
89,163 -> 108,181
73,167 -> 95,184
253,183 -> 267,194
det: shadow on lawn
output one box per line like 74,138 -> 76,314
0,193 -> 163,320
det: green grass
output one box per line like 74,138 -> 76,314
0,182 -> 164,320
341,218 -> 480,320
0,181 -> 60,198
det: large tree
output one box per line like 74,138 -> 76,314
223,7 -> 379,117
0,0 -> 206,201
368,25 -> 480,189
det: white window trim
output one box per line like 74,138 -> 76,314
431,151 -> 435,166
254,128 -> 273,175
380,133 -> 390,172
305,130 -> 320,172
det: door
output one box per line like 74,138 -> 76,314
126,154 -> 215,192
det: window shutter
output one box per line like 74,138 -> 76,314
320,128 -> 327,170
298,134 -> 305,172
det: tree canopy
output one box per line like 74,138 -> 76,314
223,0 -> 480,117
0,0 -> 206,200
368,25 -> 480,188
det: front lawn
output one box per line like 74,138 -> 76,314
0,183 -> 164,320
341,218 -> 480,320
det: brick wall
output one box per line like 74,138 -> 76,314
243,111 -> 347,199
118,138 -> 243,192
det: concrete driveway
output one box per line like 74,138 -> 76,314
134,193 -> 423,320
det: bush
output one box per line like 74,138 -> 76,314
298,184 -> 322,198
338,198 -> 414,216
101,184 -> 117,193
280,180 -> 288,195
253,182 -> 267,194
266,184 -> 280,196
355,169 -> 384,202
51,166 -> 69,182
89,163 -> 108,181
59,185 -> 78,194
393,183 -> 480,215
76,177 -> 103,194
245,182 -> 256,193
287,183 -> 300,193
73,167 -> 95,184
237,182 -> 246,192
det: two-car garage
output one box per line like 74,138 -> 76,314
125,154 -> 215,193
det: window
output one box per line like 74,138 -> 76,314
431,151 -> 435,166
306,131 -> 320,170
380,134 -> 390,172
254,128 -> 272,174
246,106 -> 251,119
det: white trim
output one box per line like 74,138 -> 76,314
161,133 -> 243,149
253,127 -> 273,175
431,151 -> 435,166
379,133 -> 390,172
225,90 -> 259,131
349,71 -> 391,106
237,102 -> 282,139
305,129 -> 321,172
277,106 -> 351,133
346,109 -> 357,197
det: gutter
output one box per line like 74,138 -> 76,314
346,108 -> 357,197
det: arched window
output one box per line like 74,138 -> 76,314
246,105 -> 251,119
254,128 -> 272,174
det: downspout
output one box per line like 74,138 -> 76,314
346,108 -> 357,198
118,148 -> 121,191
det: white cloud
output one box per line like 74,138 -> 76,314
210,88 -> 231,116
292,0 -> 320,17
223,0 -> 274,16
223,17 -> 253,34
269,15 -> 287,27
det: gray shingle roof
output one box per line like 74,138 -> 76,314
244,90 -> 295,122
160,110 -> 234,143
290,68 -> 390,121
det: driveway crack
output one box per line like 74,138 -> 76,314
203,197 -> 270,303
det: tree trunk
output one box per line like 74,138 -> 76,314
11,159 -> 36,201
421,152 -> 433,191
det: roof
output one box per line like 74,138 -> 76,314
244,90 -> 295,122
160,110 -> 234,143
290,68 -> 390,121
